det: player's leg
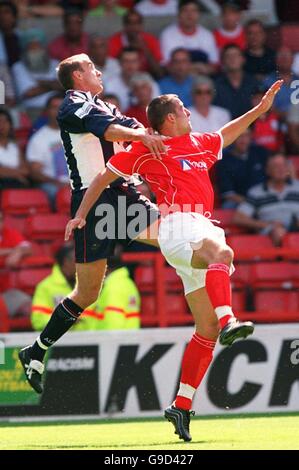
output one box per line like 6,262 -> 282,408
19,259 -> 107,393
191,238 -> 253,345
165,288 -> 218,441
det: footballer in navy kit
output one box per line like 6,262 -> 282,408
19,53 -> 164,394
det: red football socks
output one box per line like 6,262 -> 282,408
175,333 -> 216,410
205,263 -> 234,329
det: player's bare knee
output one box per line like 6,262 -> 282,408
196,320 -> 219,341
213,246 -> 234,266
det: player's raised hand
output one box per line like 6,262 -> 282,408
65,217 -> 86,241
140,129 -> 168,159
257,80 -> 283,115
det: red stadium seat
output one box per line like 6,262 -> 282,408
141,293 -> 191,327
281,25 -> 299,52
231,263 -> 251,288
3,215 -> 27,233
1,189 -> 50,216
251,262 -> 298,289
56,187 -> 71,214
12,267 -> 51,295
254,291 -> 299,313
135,265 -> 183,292
232,290 -> 246,312
282,233 -> 299,260
25,213 -> 69,242
19,255 -> 54,269
227,234 -> 277,261
212,209 -> 245,235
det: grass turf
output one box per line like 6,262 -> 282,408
1,414 -> 299,450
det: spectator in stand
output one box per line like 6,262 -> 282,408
136,0 -> 178,16
158,48 -> 194,108
125,73 -> 155,127
188,75 -> 230,133
88,35 -> 121,88
12,28 -> 61,118
263,47 -> 299,118
214,44 -> 259,119
216,128 -> 268,208
31,244 -> 102,331
26,94 -> 68,206
214,1 -> 246,52
0,210 -> 32,317
233,154 -> 299,246
105,47 -> 160,111
0,210 -> 32,270
251,84 -> 284,153
48,10 -> 89,62
0,1 -> 22,67
0,108 -> 29,189
244,19 -> 276,81
89,0 -> 127,17
0,63 -> 16,107
160,0 -> 218,75
286,104 -> 299,155
108,10 -> 163,78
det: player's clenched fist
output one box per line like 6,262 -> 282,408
65,217 -> 86,241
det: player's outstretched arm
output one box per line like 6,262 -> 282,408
104,125 -> 167,158
218,80 -> 283,148
64,168 -> 118,241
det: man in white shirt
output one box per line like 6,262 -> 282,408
160,0 -> 218,74
105,47 -> 160,111
26,93 -> 68,205
88,35 -> 120,89
12,28 -> 61,116
189,76 -> 231,132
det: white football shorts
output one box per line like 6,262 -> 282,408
158,212 -> 234,295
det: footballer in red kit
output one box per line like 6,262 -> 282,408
66,81 -> 283,442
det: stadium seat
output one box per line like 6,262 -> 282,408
3,215 -> 28,233
254,291 -> 299,313
56,187 -> 71,214
227,234 -> 277,261
135,265 -> 183,292
1,189 -> 50,216
282,233 -> 299,260
141,293 -> 191,327
231,263 -> 251,288
25,213 -> 69,242
281,25 -> 299,51
19,255 -> 54,269
251,262 -> 298,289
212,209 -> 245,235
232,290 -> 246,312
12,267 -> 51,295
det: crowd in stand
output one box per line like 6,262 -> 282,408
1,0 -> 299,328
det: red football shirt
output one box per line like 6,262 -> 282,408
107,132 -> 223,216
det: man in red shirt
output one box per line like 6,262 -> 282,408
108,9 -> 163,78
48,10 -> 89,62
66,80 -> 282,441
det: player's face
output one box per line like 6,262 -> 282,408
80,59 -> 103,95
173,99 -> 192,134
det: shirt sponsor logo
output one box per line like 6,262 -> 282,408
180,159 -> 207,170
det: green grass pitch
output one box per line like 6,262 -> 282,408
1,413 -> 299,450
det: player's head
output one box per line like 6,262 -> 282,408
147,94 -> 192,136
56,53 -> 103,95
